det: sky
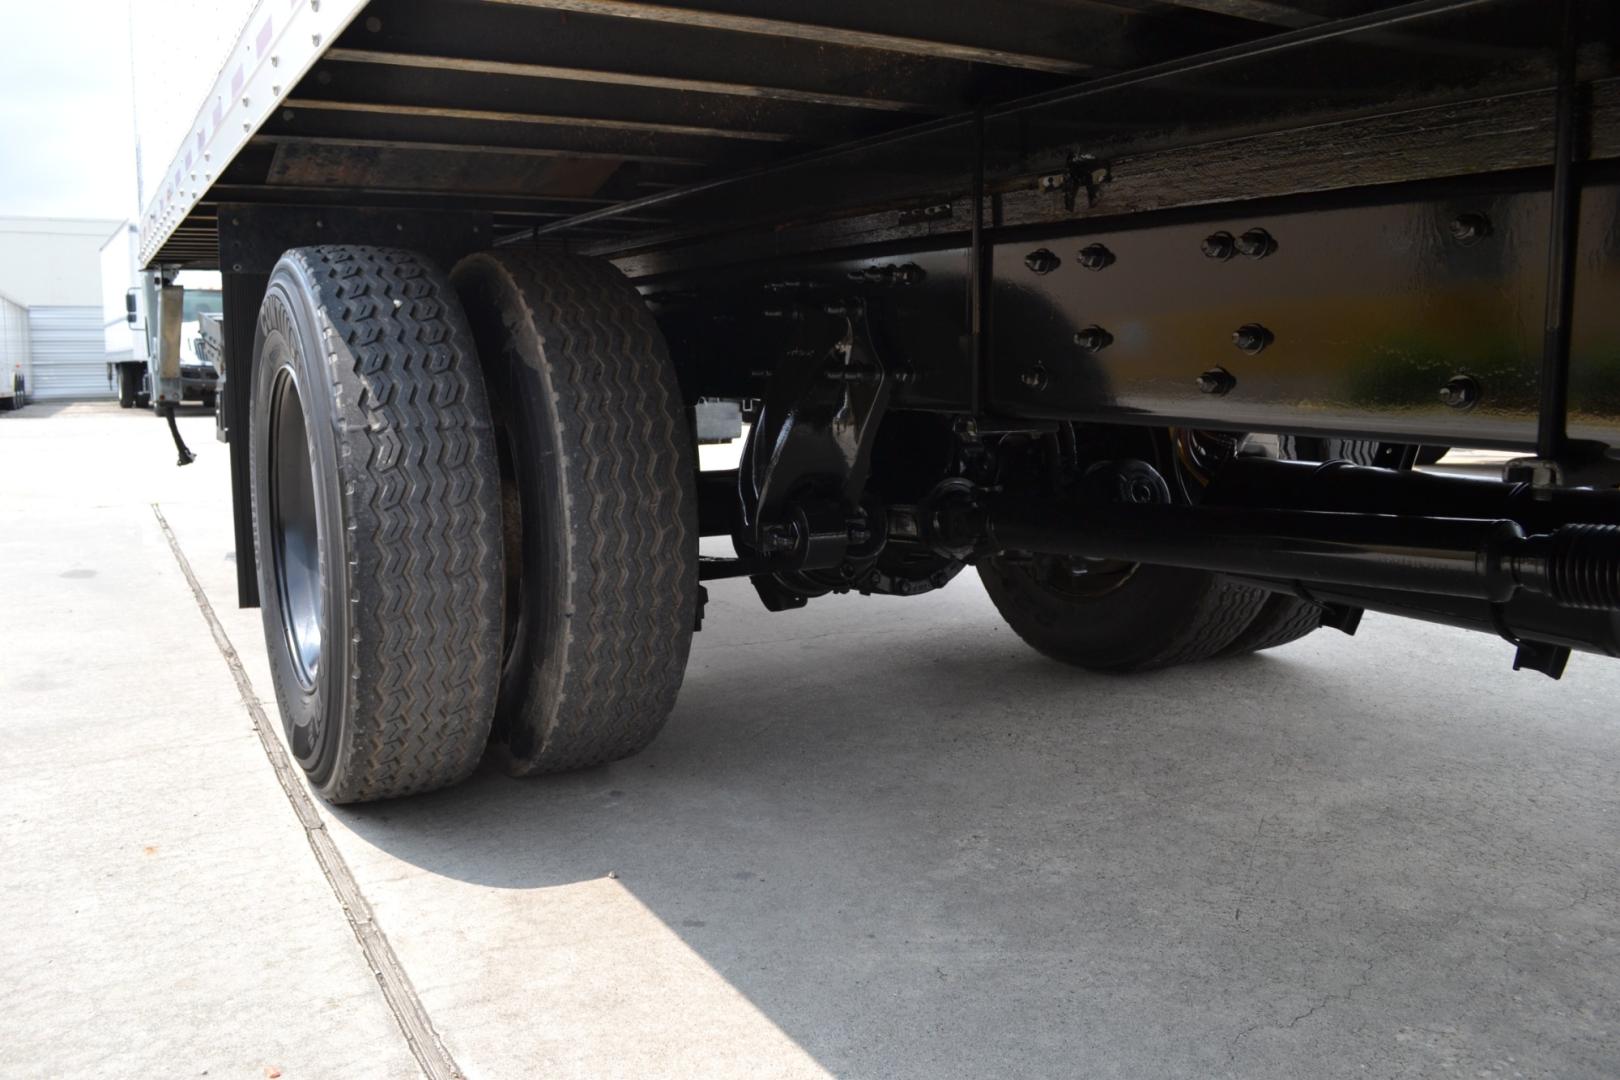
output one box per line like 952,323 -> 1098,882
0,0 -> 139,221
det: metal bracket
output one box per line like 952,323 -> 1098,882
739,297 -> 895,568
1503,457 -> 1565,490
1039,153 -> 1113,213
1512,639 -> 1572,679
693,584 -> 709,632
216,205 -> 492,275
1505,441 -> 1620,490
1319,603 -> 1365,636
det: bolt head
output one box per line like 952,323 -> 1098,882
1235,228 -> 1274,259
1438,375 -> 1479,409
1020,368 -> 1049,391
1232,323 -> 1273,355
1077,244 -> 1115,271
1024,248 -> 1061,274
760,524 -> 798,554
1448,213 -> 1492,245
1201,232 -> 1236,260
1197,368 -> 1236,396
1073,325 -> 1114,352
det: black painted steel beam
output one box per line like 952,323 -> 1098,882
322,47 -> 937,113
248,133 -> 710,167
1140,0 -> 1325,29
1536,0 -> 1583,463
482,0 -> 1098,74
526,0 -> 1504,241
282,98 -> 799,143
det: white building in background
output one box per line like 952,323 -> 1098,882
0,217 -> 123,400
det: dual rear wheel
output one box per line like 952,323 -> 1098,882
978,431 -> 1329,672
980,549 -> 1329,673
250,246 -> 695,803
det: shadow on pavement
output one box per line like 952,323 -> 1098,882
330,581 -> 1415,1078
142,418 -> 1620,1079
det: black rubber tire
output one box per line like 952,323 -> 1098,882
1277,435 -> 1445,467
978,558 -> 1269,672
1216,435 -> 1346,657
1233,433 -> 1444,658
1276,435 -> 1380,465
117,364 -> 139,408
1217,593 -> 1326,657
250,246 -> 503,804
453,250 -> 698,775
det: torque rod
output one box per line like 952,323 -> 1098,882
977,500 -> 1620,610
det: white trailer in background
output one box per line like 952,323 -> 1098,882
100,222 -> 222,411
99,224 -> 144,397
0,292 -> 28,411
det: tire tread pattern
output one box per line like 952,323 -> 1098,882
1276,435 -> 1380,465
978,560 -> 1269,673
290,245 -> 501,803
456,250 -> 697,775
1148,577 -> 1271,669
1218,593 -> 1325,657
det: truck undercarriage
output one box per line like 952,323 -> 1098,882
138,0 -> 1620,800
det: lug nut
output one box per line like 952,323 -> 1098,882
1439,374 -> 1480,409
1197,368 -> 1236,396
1235,228 -> 1275,259
1232,323 -> 1274,355
1077,243 -> 1115,271
1073,325 -> 1114,352
1020,367 -> 1049,391
1201,232 -> 1236,260
1448,212 -> 1492,246
1024,248 -> 1061,274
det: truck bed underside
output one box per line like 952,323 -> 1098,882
149,0 -> 1620,621
150,0 -> 1612,269
132,0 -> 1620,708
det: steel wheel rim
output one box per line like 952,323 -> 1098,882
269,367 -> 323,690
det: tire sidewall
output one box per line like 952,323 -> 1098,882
977,425 -> 1260,670
250,269 -> 352,789
980,557 -> 1223,669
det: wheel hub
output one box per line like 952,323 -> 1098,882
269,369 -> 323,689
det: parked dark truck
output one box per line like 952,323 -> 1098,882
133,0 -> 1620,802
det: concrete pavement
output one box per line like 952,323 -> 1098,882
2,402 -> 1617,1079
0,403 -> 417,1079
